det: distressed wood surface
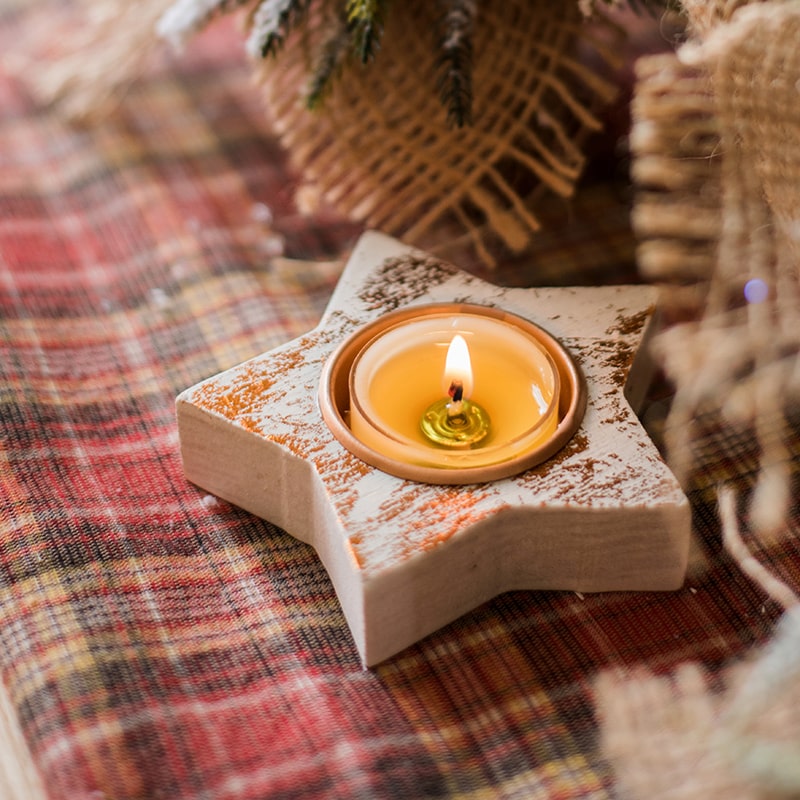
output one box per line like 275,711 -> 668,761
177,231 -> 690,666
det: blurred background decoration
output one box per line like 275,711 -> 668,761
5,3 -> 799,794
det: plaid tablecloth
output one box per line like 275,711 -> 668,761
1,6 -> 798,800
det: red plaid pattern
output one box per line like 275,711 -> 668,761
1,6 -> 798,800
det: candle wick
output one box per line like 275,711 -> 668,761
447,381 -> 465,419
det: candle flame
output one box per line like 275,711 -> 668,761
443,334 -> 473,398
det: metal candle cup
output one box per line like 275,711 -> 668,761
319,303 -> 586,484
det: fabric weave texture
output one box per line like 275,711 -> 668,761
1,7 -> 798,799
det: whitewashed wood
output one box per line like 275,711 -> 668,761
177,231 -> 690,666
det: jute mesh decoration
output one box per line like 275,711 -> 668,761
597,637 -> 800,800
253,0 -> 622,266
597,487 -> 800,800
632,1 -> 800,537
12,0 -> 622,266
630,53 -> 720,317
678,0 -> 765,37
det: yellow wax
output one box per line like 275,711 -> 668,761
349,311 -> 559,469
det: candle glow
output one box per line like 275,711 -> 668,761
422,333 -> 490,448
444,334 -> 473,399
347,307 -> 561,472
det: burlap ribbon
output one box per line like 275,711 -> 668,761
632,1 -> 800,538
252,0 -> 621,265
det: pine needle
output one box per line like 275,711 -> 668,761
345,0 -> 388,63
248,0 -> 313,59
436,0 -> 476,128
306,11 -> 351,108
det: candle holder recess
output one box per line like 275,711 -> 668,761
322,303 -> 580,483
176,231 -> 690,666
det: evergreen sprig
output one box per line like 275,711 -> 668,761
251,0 -> 313,58
346,0 -> 389,63
307,11 -> 352,108
234,0 -> 686,122
436,0 -> 476,128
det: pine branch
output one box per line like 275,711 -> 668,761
306,11 -> 352,108
345,0 -> 388,63
248,0 -> 313,59
435,0 -> 476,128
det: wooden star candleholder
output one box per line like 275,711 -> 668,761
177,232 -> 690,666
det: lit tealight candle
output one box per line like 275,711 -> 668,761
419,334 -> 491,449
347,306 -> 560,472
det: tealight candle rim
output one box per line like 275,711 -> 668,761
348,310 -> 561,454
318,302 -> 587,485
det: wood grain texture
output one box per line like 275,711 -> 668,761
177,231 -> 690,666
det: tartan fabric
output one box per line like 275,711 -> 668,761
1,8 -> 798,800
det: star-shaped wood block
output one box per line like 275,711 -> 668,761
177,232 -> 690,666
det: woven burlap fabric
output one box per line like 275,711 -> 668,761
4,3 -> 798,798
3,5 -> 799,798
10,0 -> 622,268
597,482 -> 800,800
631,2 -> 800,536
612,13 -> 800,794
597,639 -> 800,800
255,0 -> 621,266
630,52 -> 720,317
678,0 -> 748,36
